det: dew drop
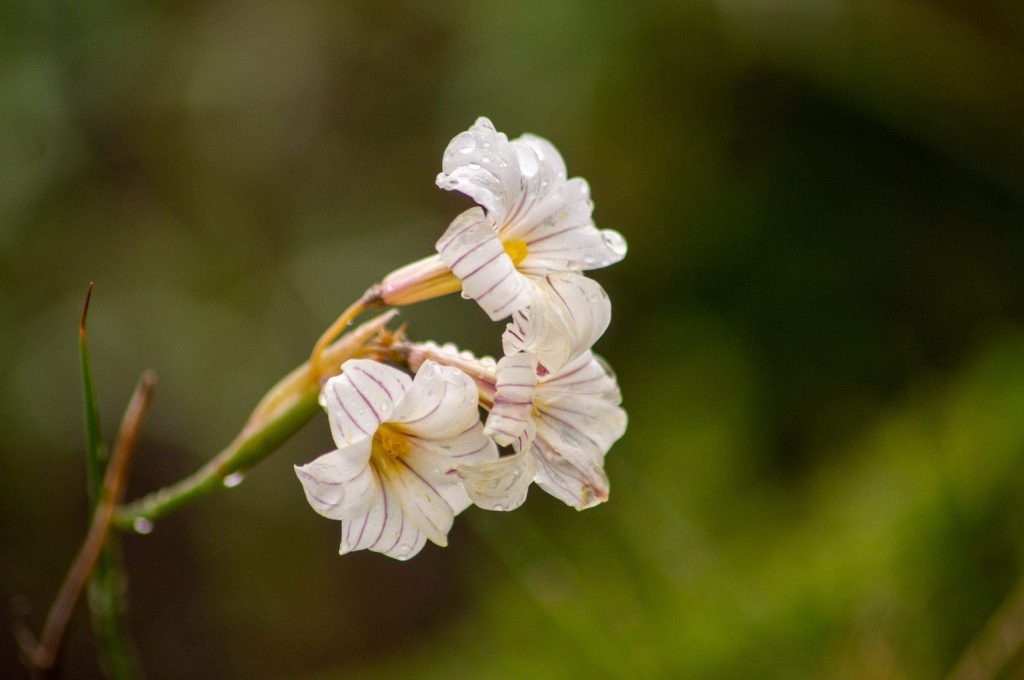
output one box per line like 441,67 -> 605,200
223,472 -> 245,488
133,518 -> 154,535
379,402 -> 390,412
493,503 -> 506,511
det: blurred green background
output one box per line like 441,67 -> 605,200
2,1 -> 1024,678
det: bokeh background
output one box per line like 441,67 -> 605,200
3,1 -> 1024,678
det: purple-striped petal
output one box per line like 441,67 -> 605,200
436,117 -> 522,225
541,350 -> 622,401
436,208 -> 531,321
458,449 -> 536,512
401,423 -> 497,515
391,360 -> 482,440
321,360 -> 412,448
502,274 -> 611,373
484,352 -> 539,448
340,476 -> 427,560
294,439 -> 377,521
530,435 -> 609,511
379,456 -> 456,547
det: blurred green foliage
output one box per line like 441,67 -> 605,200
2,1 -> 1023,678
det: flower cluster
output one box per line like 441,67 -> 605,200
296,118 -> 627,560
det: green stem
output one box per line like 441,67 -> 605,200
80,284 -> 143,679
112,309 -> 397,530
81,283 -> 107,510
88,539 -> 141,679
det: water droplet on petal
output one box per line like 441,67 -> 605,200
133,518 -> 154,535
493,503 -> 506,511
223,472 -> 245,488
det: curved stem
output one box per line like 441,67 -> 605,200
113,310 -> 396,529
308,286 -> 384,380
21,372 -> 155,672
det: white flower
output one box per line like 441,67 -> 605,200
468,350 -> 622,510
473,349 -> 626,510
501,274 -> 611,374
295,358 -> 497,560
434,117 -> 626,371
404,342 -> 627,512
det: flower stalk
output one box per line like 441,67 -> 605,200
19,371 -> 155,674
113,310 -> 397,530
308,287 -> 385,380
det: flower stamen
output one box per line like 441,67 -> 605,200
503,240 -> 529,268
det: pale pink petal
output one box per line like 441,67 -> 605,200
401,422 -> 497,514
294,439 -> 377,521
502,274 -> 611,373
521,220 -> 627,275
484,352 -> 538,448
341,476 -> 427,560
530,436 -> 609,511
436,208 -> 531,321
378,456 -> 456,547
436,117 -> 522,225
321,359 -> 412,447
391,360 -> 482,440
537,394 -> 627,461
437,119 -> 626,277
458,449 -> 536,512
541,350 -> 622,402
514,134 -> 567,186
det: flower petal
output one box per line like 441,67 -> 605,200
436,208 -> 531,321
401,422 -> 497,514
458,449 -> 536,512
484,352 -> 538,448
437,117 -> 522,225
321,359 -> 412,447
514,133 -> 567,186
531,436 -> 609,510
341,477 -> 427,560
294,439 -> 377,520
537,394 -> 627,460
378,456 -> 456,547
502,274 -> 611,373
541,350 -> 622,402
391,359 -> 483,439
502,177 -> 625,275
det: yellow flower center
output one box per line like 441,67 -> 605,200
503,240 -> 529,267
372,425 -> 409,461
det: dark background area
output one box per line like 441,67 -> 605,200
2,1 -> 1023,677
